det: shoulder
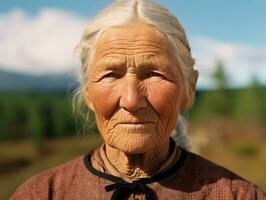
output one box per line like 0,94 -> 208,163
10,156 -> 87,200
184,150 -> 240,180
174,150 -> 266,199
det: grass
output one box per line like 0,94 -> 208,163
190,120 -> 266,192
0,135 -> 102,199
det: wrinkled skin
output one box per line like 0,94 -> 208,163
86,21 -> 196,178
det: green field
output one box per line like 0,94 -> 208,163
0,135 -> 102,199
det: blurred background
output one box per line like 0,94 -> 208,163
0,0 -> 265,198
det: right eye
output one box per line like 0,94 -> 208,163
102,72 -> 122,79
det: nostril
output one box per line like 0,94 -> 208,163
120,94 -> 147,112
119,84 -> 147,112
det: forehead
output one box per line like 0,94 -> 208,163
92,21 -> 173,61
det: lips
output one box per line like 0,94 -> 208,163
114,121 -> 154,127
119,121 -> 153,124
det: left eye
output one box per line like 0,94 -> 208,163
144,72 -> 163,78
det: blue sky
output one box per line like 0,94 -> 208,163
1,0 -> 265,46
0,0 -> 265,88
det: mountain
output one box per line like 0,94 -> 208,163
0,69 -> 78,91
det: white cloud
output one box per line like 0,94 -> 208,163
0,8 -> 266,88
0,8 -> 87,74
191,37 -> 266,88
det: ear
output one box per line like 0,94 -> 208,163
84,89 -> 95,112
181,70 -> 198,111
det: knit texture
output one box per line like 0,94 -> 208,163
10,149 -> 266,200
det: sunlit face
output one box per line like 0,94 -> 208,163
86,21 -> 192,154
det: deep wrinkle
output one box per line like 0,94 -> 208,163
91,55 -> 179,83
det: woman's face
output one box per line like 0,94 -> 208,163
86,21 -> 193,154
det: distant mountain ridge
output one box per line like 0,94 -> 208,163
0,69 -> 78,91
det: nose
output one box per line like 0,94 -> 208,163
119,79 -> 147,112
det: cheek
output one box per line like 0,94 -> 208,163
147,81 -> 184,119
88,83 -> 119,119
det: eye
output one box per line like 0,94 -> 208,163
102,72 -> 122,79
143,71 -> 164,79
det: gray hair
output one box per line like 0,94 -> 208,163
73,0 -> 195,149
171,116 -> 191,149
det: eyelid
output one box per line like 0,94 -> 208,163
151,71 -> 163,76
101,71 -> 123,79
142,71 -> 164,78
103,72 -> 116,77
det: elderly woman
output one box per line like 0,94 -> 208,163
11,0 -> 265,199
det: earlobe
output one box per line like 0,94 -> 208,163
84,91 -> 95,112
180,70 -> 198,111
87,101 -> 95,112
180,92 -> 193,111
191,70 -> 198,91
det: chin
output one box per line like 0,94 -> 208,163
109,133 -> 157,154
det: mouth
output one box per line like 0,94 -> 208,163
114,121 -> 156,134
115,121 -> 154,126
117,121 -> 153,125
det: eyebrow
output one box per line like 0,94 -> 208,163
93,58 -> 127,71
135,61 -> 161,70
135,55 -> 172,71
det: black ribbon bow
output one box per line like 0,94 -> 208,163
105,180 -> 157,200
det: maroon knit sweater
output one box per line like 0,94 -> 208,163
10,149 -> 265,200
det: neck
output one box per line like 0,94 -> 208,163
105,140 -> 170,181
